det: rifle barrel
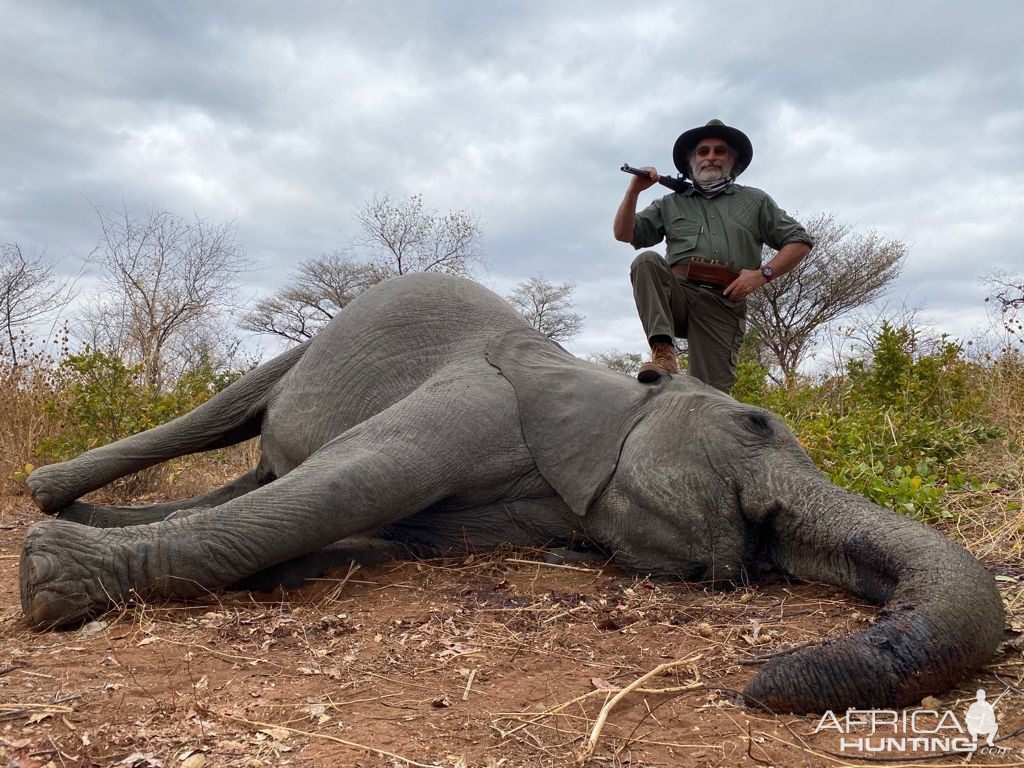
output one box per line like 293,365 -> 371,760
620,163 -> 690,194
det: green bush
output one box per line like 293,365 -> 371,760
39,347 -> 244,464
739,324 -> 1000,521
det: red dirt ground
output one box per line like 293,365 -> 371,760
1,500 -> 1022,767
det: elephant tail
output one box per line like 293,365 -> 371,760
743,484 -> 1005,714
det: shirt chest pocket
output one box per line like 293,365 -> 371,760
667,215 -> 701,254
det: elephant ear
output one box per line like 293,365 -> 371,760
486,327 -> 657,516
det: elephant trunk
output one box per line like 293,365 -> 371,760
742,480 -> 1004,714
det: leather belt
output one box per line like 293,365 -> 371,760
671,260 -> 739,290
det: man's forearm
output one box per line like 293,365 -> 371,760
613,191 -> 641,243
724,241 -> 812,302
763,241 -> 811,278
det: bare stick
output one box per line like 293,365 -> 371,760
575,659 -> 701,766
504,558 -> 600,572
737,640 -> 816,665
462,668 -> 477,701
217,711 -> 441,768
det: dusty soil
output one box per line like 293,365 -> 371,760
1,500 -> 1022,767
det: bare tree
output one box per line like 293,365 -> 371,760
588,350 -> 644,377
824,300 -> 928,374
355,193 -> 484,279
241,251 -> 378,343
80,204 -> 248,388
984,271 -> 1024,353
746,213 -> 906,384
0,243 -> 75,365
505,275 -> 584,342
244,193 -> 486,344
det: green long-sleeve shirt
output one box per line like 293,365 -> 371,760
631,184 -> 813,273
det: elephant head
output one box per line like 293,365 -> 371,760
489,328 -> 1005,714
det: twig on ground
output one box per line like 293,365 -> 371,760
504,558 -> 600,572
462,668 -> 477,701
574,657 -> 702,766
737,640 -> 816,665
217,711 -> 442,768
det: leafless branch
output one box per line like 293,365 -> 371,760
505,275 -> 584,343
746,213 -> 907,384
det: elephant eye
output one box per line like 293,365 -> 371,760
741,412 -> 775,438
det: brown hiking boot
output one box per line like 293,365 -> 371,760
637,341 -> 679,383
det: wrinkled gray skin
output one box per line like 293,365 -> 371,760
21,274 -> 1003,714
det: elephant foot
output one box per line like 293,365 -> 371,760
26,463 -> 82,514
19,521 -> 129,629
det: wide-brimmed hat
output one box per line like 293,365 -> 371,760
673,119 -> 753,178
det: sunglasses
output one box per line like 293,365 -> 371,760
695,144 -> 731,158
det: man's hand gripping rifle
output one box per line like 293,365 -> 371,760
621,163 -> 692,194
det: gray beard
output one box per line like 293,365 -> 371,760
690,160 -> 734,183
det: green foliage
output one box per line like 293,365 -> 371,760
39,347 -> 243,463
738,323 -> 1001,522
731,358 -> 770,403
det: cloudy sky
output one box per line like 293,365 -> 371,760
3,0 -> 1022,364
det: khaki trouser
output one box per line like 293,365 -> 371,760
630,250 -> 746,393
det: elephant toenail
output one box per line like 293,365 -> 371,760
23,552 -> 59,584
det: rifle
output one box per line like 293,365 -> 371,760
621,163 -> 692,194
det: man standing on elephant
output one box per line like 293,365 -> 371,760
613,119 -> 813,392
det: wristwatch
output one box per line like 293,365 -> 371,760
760,265 -> 776,282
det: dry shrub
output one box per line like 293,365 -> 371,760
0,344 -> 64,497
952,354 -> 1024,571
0,333 -> 259,505
982,353 -> 1024,466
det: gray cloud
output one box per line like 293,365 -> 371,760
2,0 -> 1021,361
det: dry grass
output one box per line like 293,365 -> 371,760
0,352 -> 61,497
4,540 -> 1020,766
3,350 -> 1024,764
0,343 -> 260,502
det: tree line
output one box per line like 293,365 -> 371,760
4,194 -> 1021,390
1,194 -> 582,390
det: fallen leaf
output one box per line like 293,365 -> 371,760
446,643 -> 482,656
118,753 -> 163,767
303,703 -> 326,718
79,620 -> 108,637
257,727 -> 290,741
